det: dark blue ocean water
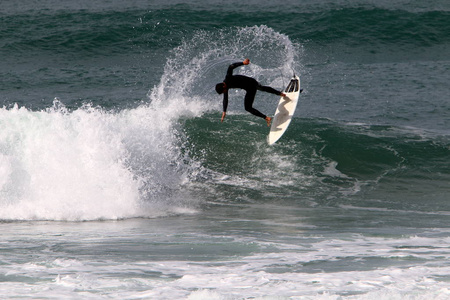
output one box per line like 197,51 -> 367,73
1,0 -> 449,299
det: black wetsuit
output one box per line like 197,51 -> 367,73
222,62 -> 282,119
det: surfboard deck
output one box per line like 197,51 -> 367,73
267,75 -> 301,145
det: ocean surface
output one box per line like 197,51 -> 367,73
1,0 -> 449,299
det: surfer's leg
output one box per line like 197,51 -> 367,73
257,84 -> 283,96
258,84 -> 287,98
244,89 -> 266,119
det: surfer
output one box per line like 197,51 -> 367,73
215,59 -> 286,126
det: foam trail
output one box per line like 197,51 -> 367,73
147,25 -> 301,106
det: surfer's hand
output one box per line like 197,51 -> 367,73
221,112 -> 226,122
243,58 -> 250,65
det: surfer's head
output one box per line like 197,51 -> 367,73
215,82 -> 227,94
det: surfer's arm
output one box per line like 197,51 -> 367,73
222,91 -> 228,120
226,59 -> 250,76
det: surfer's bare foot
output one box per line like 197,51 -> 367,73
280,93 -> 287,97
265,116 -> 272,127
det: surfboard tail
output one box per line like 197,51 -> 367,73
285,77 -> 300,93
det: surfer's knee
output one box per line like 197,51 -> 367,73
244,99 -> 258,113
244,94 -> 256,109
244,101 -> 252,111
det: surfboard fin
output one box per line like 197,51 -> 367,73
285,78 -> 299,93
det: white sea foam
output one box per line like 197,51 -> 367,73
0,96 -> 205,220
1,229 -> 448,299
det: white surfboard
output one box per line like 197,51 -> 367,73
267,75 -> 301,145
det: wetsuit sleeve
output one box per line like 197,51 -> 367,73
223,61 -> 243,112
223,90 -> 228,112
227,62 -> 245,76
